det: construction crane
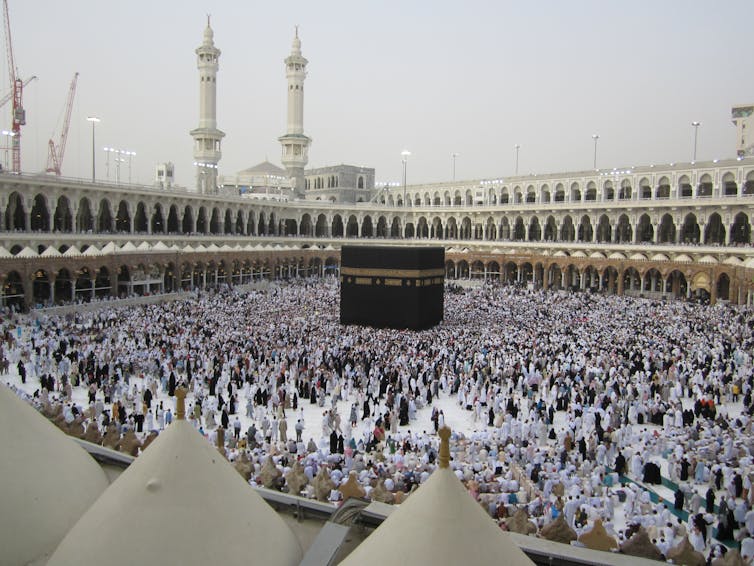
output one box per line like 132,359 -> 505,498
0,74 -> 34,108
45,72 -> 78,176
2,0 -> 28,173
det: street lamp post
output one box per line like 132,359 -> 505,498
103,146 -> 135,184
514,144 -> 520,176
86,117 -> 100,182
691,121 -> 701,162
451,152 -> 459,181
592,134 -> 599,170
125,151 -> 136,184
401,150 -> 411,207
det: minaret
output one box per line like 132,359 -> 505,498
278,27 -> 311,198
190,16 -> 225,195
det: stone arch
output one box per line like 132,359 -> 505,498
431,216 -> 444,239
744,170 -> 754,195
345,215 -> 359,237
722,172 -> 738,196
300,213 -> 313,236
235,210 -> 245,235
134,202 -> 148,233
656,176 -> 671,199
32,269 -> 51,307
4,191 -> 26,230
577,215 -> 593,242
525,185 -> 536,203
224,209 -> 233,234
665,270 -> 688,299
499,217 -> 510,240
554,183 -> 565,202
636,213 -> 653,243
77,197 -> 94,232
484,216 -> 496,240
513,217 -> 525,241
570,182 -> 581,202
209,207 -> 221,234
3,270 -> 25,311
166,205 -> 180,233
390,217 -> 401,238
603,266 -> 619,294
182,205 -> 195,234
417,216 -> 429,238
679,175 -> 693,198
315,214 -> 328,237
53,195 -> 73,232
561,215 -> 575,242
361,215 -> 374,237
596,214 -> 611,243
619,179 -> 632,200
30,194 -> 50,231
585,181 -> 597,201
657,213 -> 676,244
151,203 -> 165,234
460,217 -> 472,240
615,214 -> 632,243
717,272 -> 730,301
94,266 -> 112,299
113,200 -> 128,232
698,173 -> 713,197
704,212 -> 725,244
332,214 -> 344,237
603,180 -> 614,201
639,178 -> 652,199
731,211 -> 750,244
446,217 -> 458,239
680,212 -> 700,244
376,216 -> 388,238
541,183 -> 551,203
528,216 -> 541,241
543,215 -> 557,241
643,268 -> 663,293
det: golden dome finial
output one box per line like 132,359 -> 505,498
438,426 -> 451,469
175,387 -> 187,420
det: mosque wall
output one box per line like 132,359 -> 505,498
1,159 -> 754,310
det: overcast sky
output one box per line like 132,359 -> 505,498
6,0 -> 754,188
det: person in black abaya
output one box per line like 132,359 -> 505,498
674,488 -> 685,511
329,430 -> 338,454
680,457 -> 690,482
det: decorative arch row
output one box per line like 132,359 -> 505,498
4,192 -> 753,247
443,257 -> 739,304
380,170 -> 754,207
0,253 -> 340,311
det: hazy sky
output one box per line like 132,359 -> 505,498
7,0 -> 754,188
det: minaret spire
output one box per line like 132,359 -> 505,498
278,27 -> 311,199
190,18 -> 225,194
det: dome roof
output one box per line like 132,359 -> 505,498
47,391 -> 302,566
340,428 -> 534,566
0,384 -> 109,566
238,160 -> 286,176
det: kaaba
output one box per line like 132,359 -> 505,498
340,246 -> 445,330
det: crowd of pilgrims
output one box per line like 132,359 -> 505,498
4,277 -> 754,563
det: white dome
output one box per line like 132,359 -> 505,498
47,412 -> 302,566
0,384 -> 109,566
340,428 -> 533,566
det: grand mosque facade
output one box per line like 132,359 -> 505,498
0,21 -> 753,311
